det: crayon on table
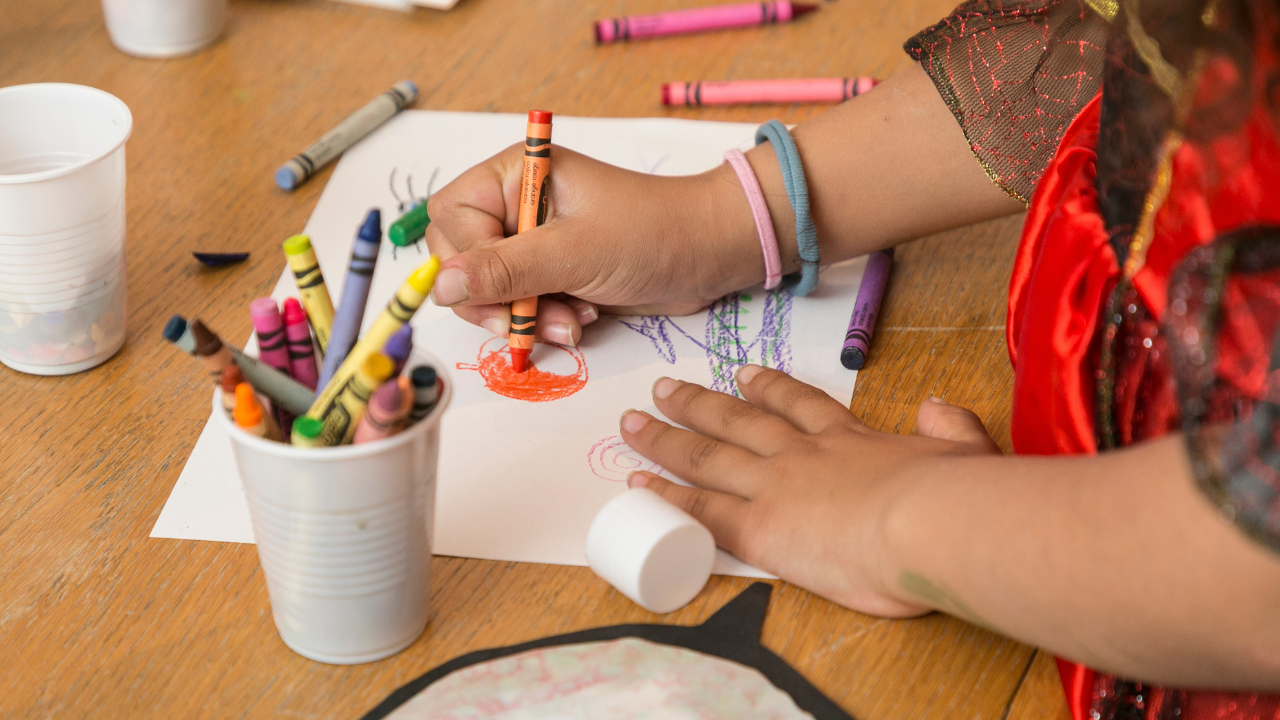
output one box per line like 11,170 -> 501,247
250,298 -> 296,435
841,248 -> 894,371
319,353 -> 394,446
282,298 -> 320,391
382,325 -> 412,376
353,378 -> 411,444
317,209 -> 383,390
308,256 -> 439,421
275,80 -> 418,191
291,416 -> 324,448
234,383 -> 282,442
409,365 -> 439,421
220,365 -> 244,415
662,77 -> 876,106
508,111 -> 553,374
594,1 -> 817,43
283,235 -> 335,355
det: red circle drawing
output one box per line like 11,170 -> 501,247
456,336 -> 588,402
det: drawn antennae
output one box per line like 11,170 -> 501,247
425,167 -> 441,198
406,174 -> 416,205
389,168 -> 404,206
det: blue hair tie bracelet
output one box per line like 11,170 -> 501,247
754,119 -> 819,296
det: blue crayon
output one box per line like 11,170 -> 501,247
382,324 -> 413,376
317,209 -> 383,389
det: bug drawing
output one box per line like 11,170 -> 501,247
387,167 -> 440,259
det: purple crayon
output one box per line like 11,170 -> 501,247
317,208 -> 383,390
250,297 -> 296,436
382,324 -> 413,376
840,248 -> 894,370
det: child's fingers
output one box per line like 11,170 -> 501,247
434,224 -> 595,308
626,471 -> 752,561
620,410 -> 763,497
650,377 -> 798,456
736,365 -> 865,435
453,297 -> 585,346
915,397 -> 1001,454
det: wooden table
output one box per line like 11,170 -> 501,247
0,0 -> 1072,717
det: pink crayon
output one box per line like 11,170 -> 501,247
663,77 -> 878,106
250,298 -> 295,437
594,1 -> 817,43
282,298 -> 320,391
353,379 -> 412,444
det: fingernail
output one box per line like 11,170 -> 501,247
545,322 -> 576,346
432,268 -> 469,306
627,472 -> 650,489
620,409 -> 650,434
577,304 -> 599,325
481,318 -> 508,338
930,395 -> 947,404
736,364 -> 763,385
652,377 -> 680,400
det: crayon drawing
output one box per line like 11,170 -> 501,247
455,336 -> 588,402
588,435 -> 664,482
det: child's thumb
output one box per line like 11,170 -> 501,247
432,227 -> 580,307
915,396 -> 1001,454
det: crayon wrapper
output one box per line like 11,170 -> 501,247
287,248 -> 334,353
509,119 -> 552,354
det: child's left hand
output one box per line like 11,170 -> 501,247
620,364 -> 1001,617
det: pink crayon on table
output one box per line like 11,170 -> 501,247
282,298 -> 320,391
353,379 -> 412,444
663,77 -> 877,106
250,298 -> 295,437
594,1 -> 817,43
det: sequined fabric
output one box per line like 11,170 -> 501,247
904,0 -> 1108,203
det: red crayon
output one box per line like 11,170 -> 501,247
663,77 -> 878,106
595,1 -> 817,43
282,298 -> 320,391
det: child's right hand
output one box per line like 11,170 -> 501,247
424,144 -> 766,345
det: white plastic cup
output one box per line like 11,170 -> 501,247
0,84 -> 131,376
212,349 -> 451,665
101,0 -> 226,58
586,488 -> 716,614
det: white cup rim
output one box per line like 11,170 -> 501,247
0,84 -> 133,185
211,347 -> 453,460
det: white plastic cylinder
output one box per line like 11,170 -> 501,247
213,349 -> 451,664
586,488 -> 716,614
101,0 -> 227,58
0,84 -> 131,376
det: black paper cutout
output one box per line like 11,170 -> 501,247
193,252 -> 250,267
360,582 -> 854,720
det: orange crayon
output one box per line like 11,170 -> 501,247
234,383 -> 281,441
508,110 -> 553,373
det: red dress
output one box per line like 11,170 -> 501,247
908,0 -> 1280,716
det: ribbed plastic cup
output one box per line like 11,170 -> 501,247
101,0 -> 226,58
212,348 -> 451,665
0,84 -> 131,376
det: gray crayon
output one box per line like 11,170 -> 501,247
227,345 -> 316,417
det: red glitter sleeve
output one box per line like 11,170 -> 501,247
905,0 -> 1109,203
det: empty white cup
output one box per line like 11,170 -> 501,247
0,84 -> 131,376
213,349 -> 451,665
586,488 -> 716,614
101,0 -> 227,58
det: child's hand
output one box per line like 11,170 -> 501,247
424,145 -> 767,345
620,365 -> 1000,617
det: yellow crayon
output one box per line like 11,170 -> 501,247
308,256 -> 439,420
319,353 -> 394,446
283,235 -> 334,356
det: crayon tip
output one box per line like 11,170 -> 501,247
189,319 -> 222,355
661,83 -> 672,106
220,364 -> 244,393
371,381 -> 402,413
292,416 -> 323,440
358,208 -> 382,243
275,165 -> 299,191
407,256 -> 441,294
364,352 -> 395,382
283,235 -> 312,255
510,348 -> 529,373
234,383 -> 264,427
282,297 -> 307,323
384,324 -> 413,358
250,297 -> 279,320
528,110 -> 553,124
791,2 -> 820,18
163,315 -> 188,342
411,365 -> 437,388
840,346 -> 866,371
593,21 -> 604,44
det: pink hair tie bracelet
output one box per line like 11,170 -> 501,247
723,149 -> 782,290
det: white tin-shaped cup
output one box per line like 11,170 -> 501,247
101,0 -> 227,58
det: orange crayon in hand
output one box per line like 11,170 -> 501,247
508,110 -> 553,373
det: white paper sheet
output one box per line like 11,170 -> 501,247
152,111 -> 864,578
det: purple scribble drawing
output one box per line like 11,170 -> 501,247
588,435 -> 664,482
619,290 -> 792,396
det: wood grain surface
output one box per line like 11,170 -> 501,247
0,0 -> 1068,717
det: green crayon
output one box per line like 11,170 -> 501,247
389,201 -> 430,248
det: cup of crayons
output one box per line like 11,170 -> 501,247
164,209 -> 448,664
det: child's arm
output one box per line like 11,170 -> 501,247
622,368 -> 1280,688
425,63 -> 1024,341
